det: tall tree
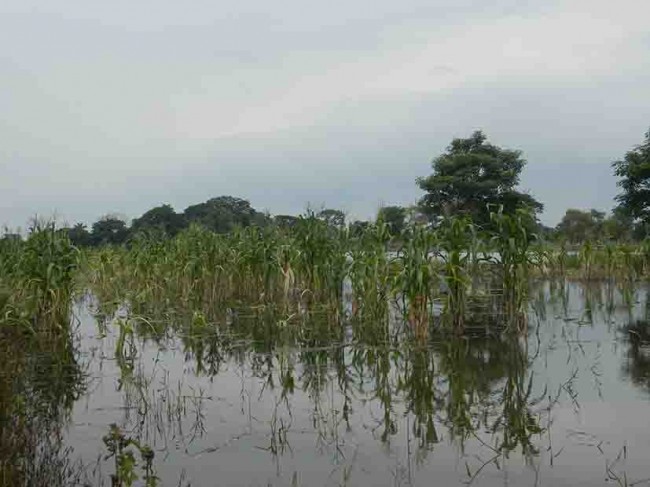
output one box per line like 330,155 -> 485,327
417,131 -> 542,227
602,209 -> 633,241
274,214 -> 299,229
91,216 -> 129,246
613,128 -> 650,231
377,206 -> 407,235
555,209 -> 605,243
183,196 -> 258,233
67,223 -> 92,247
317,209 -> 345,228
131,204 -> 186,237
349,220 -> 370,237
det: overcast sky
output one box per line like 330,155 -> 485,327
1,0 -> 649,229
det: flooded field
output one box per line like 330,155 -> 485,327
3,280 -> 650,486
5,220 -> 650,486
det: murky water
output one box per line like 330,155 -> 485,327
6,280 -> 650,486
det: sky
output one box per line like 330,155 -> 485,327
1,0 -> 649,229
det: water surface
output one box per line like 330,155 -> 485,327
11,281 -> 650,486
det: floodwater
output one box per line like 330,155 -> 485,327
7,280 -> 650,486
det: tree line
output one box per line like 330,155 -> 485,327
62,198 -> 358,247
549,127 -> 650,243
6,127 -> 649,246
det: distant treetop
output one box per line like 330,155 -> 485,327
417,131 -> 543,228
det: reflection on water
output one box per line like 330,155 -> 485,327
622,320 -> 650,392
4,281 -> 650,486
0,330 -> 85,486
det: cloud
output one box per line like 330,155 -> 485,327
167,1 -> 650,139
0,0 -> 649,228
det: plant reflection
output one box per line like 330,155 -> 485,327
0,329 -> 85,487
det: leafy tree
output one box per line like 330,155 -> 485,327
91,216 -> 129,246
349,220 -> 370,237
317,209 -> 345,228
67,223 -> 93,247
377,206 -> 407,235
183,196 -> 259,233
613,128 -> 650,230
417,131 -> 542,227
131,204 -> 186,237
602,209 -> 633,241
251,211 -> 271,228
405,205 -> 431,226
274,214 -> 299,229
555,209 -> 605,243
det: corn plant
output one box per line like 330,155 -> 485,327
1,222 -> 79,332
102,424 -> 158,487
434,216 -> 477,334
394,224 -> 438,340
488,207 -> 536,331
349,221 -> 391,328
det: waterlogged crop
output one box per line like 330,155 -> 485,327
5,212 -> 650,486
73,210 -> 650,337
5,210 -> 650,343
0,222 -> 79,332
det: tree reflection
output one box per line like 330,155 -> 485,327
622,320 -> 650,391
0,329 -> 85,487
92,294 -> 549,483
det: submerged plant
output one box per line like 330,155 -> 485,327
102,424 -> 158,487
349,221 -> 392,335
579,240 -> 594,281
435,216 -> 477,334
1,222 -> 79,332
488,207 -> 536,331
395,224 -> 438,340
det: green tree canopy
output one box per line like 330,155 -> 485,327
417,131 -> 542,227
316,209 -> 345,228
601,209 -> 633,241
349,220 -> 370,237
377,206 -> 407,235
91,216 -> 129,246
183,196 -> 259,233
131,204 -> 186,237
613,128 -> 650,229
67,223 -> 92,247
274,214 -> 299,229
555,209 -> 605,243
